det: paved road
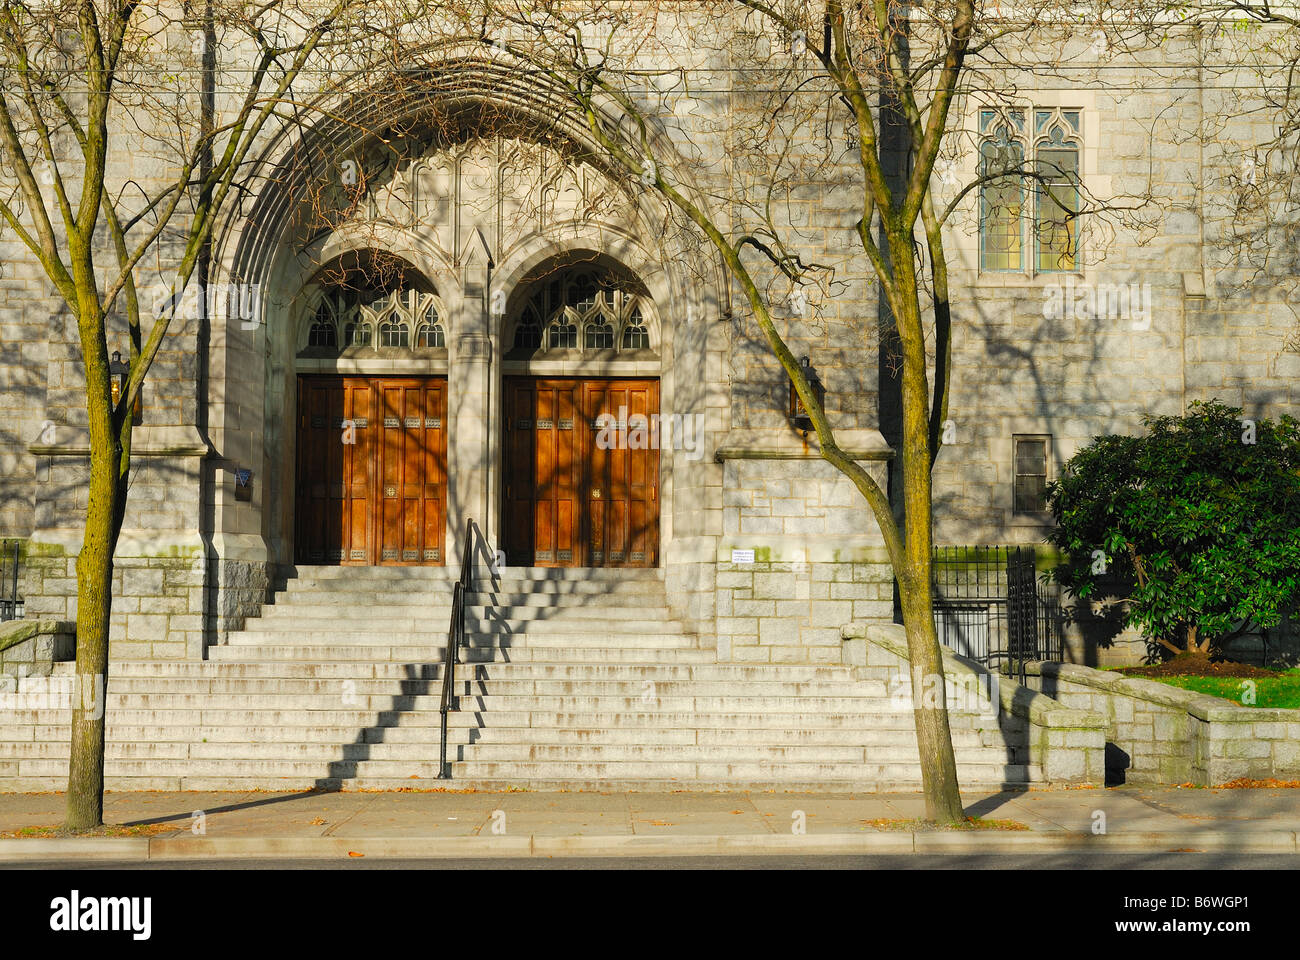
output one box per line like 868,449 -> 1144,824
5,853 -> 1297,869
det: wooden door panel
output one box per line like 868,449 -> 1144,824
342,379 -> 374,563
296,376 -> 444,566
504,382 -> 535,565
504,376 -> 658,568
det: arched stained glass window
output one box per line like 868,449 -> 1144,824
978,109 -> 1026,272
1034,110 -> 1081,272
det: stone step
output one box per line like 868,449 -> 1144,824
276,566 -> 458,581
207,645 -> 715,664
481,575 -> 667,588
89,677 -> 888,698
0,774 -> 1039,793
1,708 -> 531,729
217,634 -> 702,656
1,691 -> 919,712
89,661 -> 854,681
432,760 -> 1041,782
463,605 -> 672,620
464,618 -> 685,635
453,743 -> 1016,763
9,757 -> 1037,783
0,723 -> 1018,750
464,590 -> 666,605
264,581 -> 668,602
0,723 -> 1003,754
1,739 -> 1012,765
0,706 -> 1003,731
480,568 -> 665,582
249,603 -> 679,623
452,726 -> 1010,748
252,608 -> 456,623
228,621 -> 688,641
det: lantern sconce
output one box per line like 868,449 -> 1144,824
109,350 -> 143,425
788,355 -> 825,435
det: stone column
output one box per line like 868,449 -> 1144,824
449,230 -> 494,572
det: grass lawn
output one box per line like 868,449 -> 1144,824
1140,669 -> 1300,709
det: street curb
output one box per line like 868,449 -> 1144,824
0,831 -> 1296,861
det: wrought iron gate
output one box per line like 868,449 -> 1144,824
0,540 -> 22,622
931,545 -> 1062,677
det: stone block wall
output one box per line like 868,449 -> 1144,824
0,620 -> 74,679
715,556 -> 892,664
22,548 -> 204,661
1024,661 -> 1300,786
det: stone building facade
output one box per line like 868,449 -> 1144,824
1,14 -> 1296,671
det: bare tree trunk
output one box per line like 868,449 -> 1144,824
899,579 -> 964,822
65,437 -> 120,831
897,335 -> 963,823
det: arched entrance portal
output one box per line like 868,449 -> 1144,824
501,258 -> 662,568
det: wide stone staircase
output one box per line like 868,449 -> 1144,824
0,567 -> 1038,791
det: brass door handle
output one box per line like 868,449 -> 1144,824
591,489 -> 602,499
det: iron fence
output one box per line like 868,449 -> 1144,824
931,545 -> 1064,678
0,539 -> 22,622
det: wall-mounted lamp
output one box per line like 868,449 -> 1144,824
109,351 -> 143,425
788,355 -> 825,435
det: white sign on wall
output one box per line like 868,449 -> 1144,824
731,549 -> 755,565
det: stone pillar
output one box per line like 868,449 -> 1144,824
449,331 -> 492,568
449,229 -> 494,571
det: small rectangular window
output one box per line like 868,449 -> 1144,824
1013,435 -> 1050,514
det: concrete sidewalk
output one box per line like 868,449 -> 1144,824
2,785 -> 1299,860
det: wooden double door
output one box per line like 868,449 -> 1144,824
295,376 -> 447,565
504,377 -> 660,568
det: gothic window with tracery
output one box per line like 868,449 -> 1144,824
547,321 -> 578,349
308,300 -> 339,347
621,308 -> 650,349
585,321 -> 615,349
978,106 -> 1083,274
511,266 -> 654,355
344,321 -> 373,347
303,281 -> 445,354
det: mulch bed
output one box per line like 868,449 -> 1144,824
1117,656 -> 1279,679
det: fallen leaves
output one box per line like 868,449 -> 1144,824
1216,778 -> 1300,789
855,817 -> 1030,832
1,822 -> 177,839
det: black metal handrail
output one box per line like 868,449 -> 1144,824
439,518 -> 474,778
